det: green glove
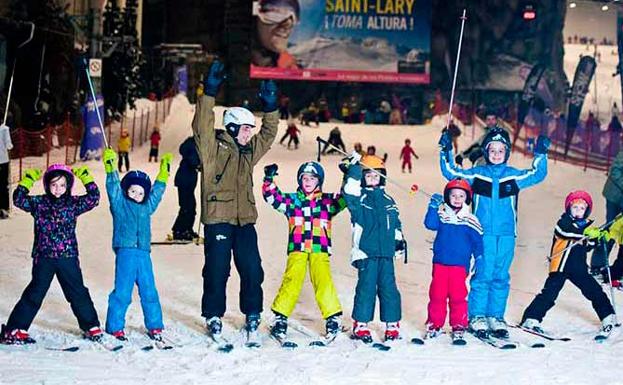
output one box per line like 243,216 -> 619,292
156,152 -> 173,183
583,226 -> 602,240
18,168 -> 42,190
103,148 -> 117,174
73,166 -> 94,185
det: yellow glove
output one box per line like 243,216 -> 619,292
583,226 -> 602,240
608,217 -> 623,245
72,166 -> 94,185
103,148 -> 117,174
156,152 -> 173,183
18,168 -> 42,190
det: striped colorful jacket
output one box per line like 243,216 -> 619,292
262,178 -> 346,255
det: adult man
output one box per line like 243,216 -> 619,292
171,136 -> 201,241
193,60 -> 278,345
455,109 -> 509,167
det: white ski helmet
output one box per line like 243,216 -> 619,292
223,107 -> 256,137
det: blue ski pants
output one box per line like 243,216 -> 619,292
352,257 -> 401,323
106,248 -> 163,333
468,235 -> 515,319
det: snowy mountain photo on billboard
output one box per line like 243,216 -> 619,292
289,35 -> 428,71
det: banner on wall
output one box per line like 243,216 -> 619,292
79,94 -> 105,161
565,55 -> 596,156
250,0 -> 432,83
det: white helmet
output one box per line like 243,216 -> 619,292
223,107 -> 256,137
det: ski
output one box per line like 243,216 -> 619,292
269,333 -> 298,349
308,330 -> 340,347
141,333 -> 174,351
470,332 -> 517,350
207,334 -> 234,353
595,325 -> 614,343
410,337 -> 425,345
44,345 -> 80,352
451,332 -> 467,346
93,338 -> 124,352
350,335 -> 391,351
511,324 -> 571,342
151,240 -> 194,245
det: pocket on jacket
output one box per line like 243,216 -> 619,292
207,191 -> 235,218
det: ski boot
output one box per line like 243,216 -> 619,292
110,330 -> 128,341
521,318 -> 546,335
596,314 -> 616,342
206,316 -> 223,338
425,323 -> 443,339
384,322 -> 401,342
244,314 -> 262,348
451,327 -> 467,345
325,314 -> 342,342
84,326 -> 104,342
487,317 -> 509,339
270,313 -> 288,340
0,324 -> 36,345
148,328 -> 164,342
468,316 -> 489,339
352,321 -> 372,343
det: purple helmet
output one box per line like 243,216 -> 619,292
43,164 -> 74,196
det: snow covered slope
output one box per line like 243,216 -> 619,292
0,95 -> 620,385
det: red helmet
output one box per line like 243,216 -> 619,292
444,178 -> 472,206
565,190 -> 593,218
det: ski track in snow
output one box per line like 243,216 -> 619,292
1,94 -> 623,385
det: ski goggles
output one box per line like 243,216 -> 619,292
258,4 -> 299,25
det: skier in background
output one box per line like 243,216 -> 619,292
399,138 -> 419,173
149,126 -> 161,162
171,136 -> 201,241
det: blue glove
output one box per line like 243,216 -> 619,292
534,135 -> 551,155
429,193 -> 443,209
203,60 -> 226,97
438,131 -> 453,153
258,80 -> 278,112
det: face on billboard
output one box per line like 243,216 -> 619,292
257,17 -> 296,53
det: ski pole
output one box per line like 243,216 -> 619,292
602,239 -> 620,326
315,136 -> 436,200
82,57 -> 108,148
3,22 -> 35,126
548,213 -> 623,261
445,9 -> 467,132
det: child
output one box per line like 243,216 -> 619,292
0,164 -> 103,344
263,161 -> 346,342
423,178 -> 483,343
439,127 -> 549,338
399,138 -> 419,173
521,191 -> 616,340
118,129 -> 131,172
103,148 -> 173,342
341,153 -> 407,342
149,127 -> 161,162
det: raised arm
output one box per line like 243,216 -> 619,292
72,166 -> 100,215
12,168 -> 43,213
251,80 -> 279,164
261,163 -> 289,215
193,60 -> 225,163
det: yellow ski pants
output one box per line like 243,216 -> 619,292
271,252 -> 342,318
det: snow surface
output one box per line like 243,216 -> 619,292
1,95 -> 622,385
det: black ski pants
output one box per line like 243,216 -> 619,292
201,223 -> 264,318
522,255 -> 614,323
6,258 -> 100,331
0,162 -> 9,211
172,184 -> 197,235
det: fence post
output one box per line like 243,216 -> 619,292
131,110 -> 136,151
145,109 -> 150,143
46,125 -> 51,168
139,110 -> 144,146
65,112 -> 70,164
18,128 -> 23,180
155,101 -> 159,124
